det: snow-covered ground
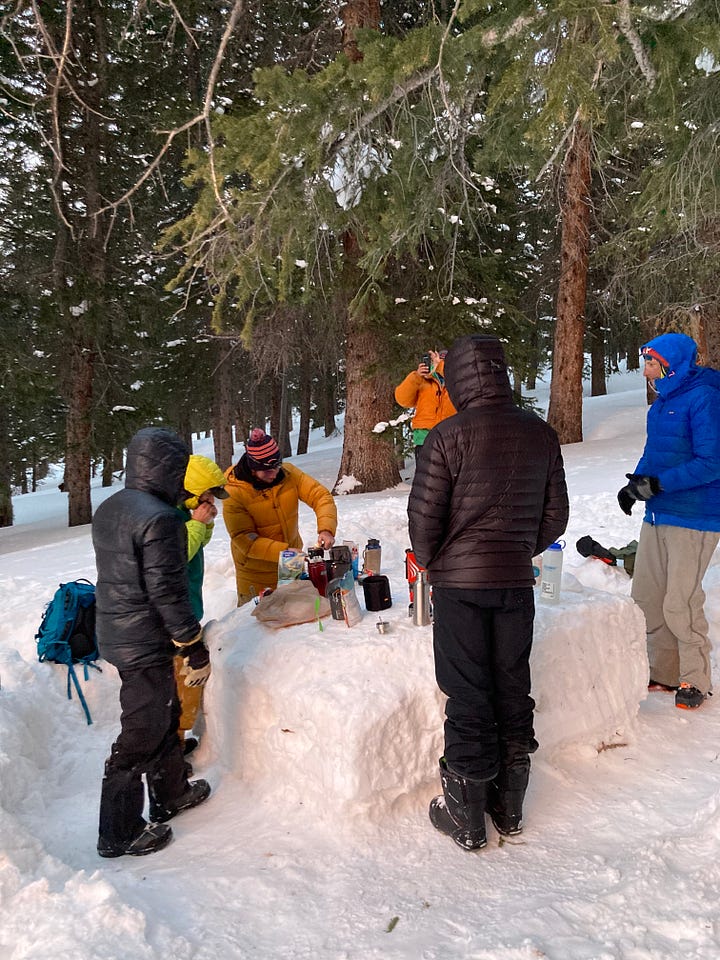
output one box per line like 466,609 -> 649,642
3,367 -> 720,960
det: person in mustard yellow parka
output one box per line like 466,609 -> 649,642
394,349 -> 457,450
223,429 -> 338,606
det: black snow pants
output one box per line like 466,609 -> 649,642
432,586 -> 538,782
98,660 -> 188,845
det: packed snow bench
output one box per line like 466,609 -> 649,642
204,580 -> 648,821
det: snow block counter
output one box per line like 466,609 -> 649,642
204,580 -> 648,821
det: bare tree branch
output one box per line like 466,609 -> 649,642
616,0 -> 657,89
203,0 -> 246,222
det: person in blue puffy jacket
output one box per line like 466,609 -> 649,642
617,333 -> 720,710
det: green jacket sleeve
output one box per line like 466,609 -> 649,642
186,518 -> 213,561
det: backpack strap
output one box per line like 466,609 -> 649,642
66,662 -> 93,726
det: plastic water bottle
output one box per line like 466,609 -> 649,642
540,542 -> 564,603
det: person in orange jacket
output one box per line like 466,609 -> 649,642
394,349 -> 457,450
223,429 -> 337,606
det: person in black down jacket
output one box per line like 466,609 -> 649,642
408,334 -> 569,851
92,427 -> 212,858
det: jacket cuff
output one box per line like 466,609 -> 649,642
172,628 -> 203,650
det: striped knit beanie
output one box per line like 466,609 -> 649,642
246,428 -> 282,469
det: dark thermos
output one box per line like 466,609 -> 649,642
306,547 -> 329,597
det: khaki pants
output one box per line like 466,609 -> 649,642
631,523 -> 719,694
174,655 -> 204,741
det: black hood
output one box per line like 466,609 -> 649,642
125,427 -> 190,505
444,335 -> 513,411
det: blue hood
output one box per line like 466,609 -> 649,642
642,332 -> 697,397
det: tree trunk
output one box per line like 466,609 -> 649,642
296,367 -> 312,455
66,343 -> 95,526
211,342 -> 235,471
589,317 -> 607,397
342,0 -> 380,59
547,121 -> 592,443
101,450 -> 114,487
335,303 -> 401,494
702,302 -> 720,369
278,366 -> 292,457
269,379 -> 279,440
0,396 -> 13,527
334,0 -> 399,493
322,377 -> 337,437
48,0 -> 109,527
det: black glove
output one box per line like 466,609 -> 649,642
182,639 -> 211,687
617,474 -> 661,516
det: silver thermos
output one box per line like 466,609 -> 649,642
412,570 -> 432,626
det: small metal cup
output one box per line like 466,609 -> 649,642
376,619 -> 390,634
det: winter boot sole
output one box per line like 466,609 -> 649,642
97,823 -> 173,858
488,812 -> 523,837
675,685 -> 706,710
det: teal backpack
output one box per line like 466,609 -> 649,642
36,579 -> 101,724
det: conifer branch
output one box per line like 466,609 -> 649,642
535,59 -> 604,183
615,0 -> 657,90
326,67 -> 439,157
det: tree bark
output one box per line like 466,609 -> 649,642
547,121 -> 592,443
335,318 -> 401,494
47,0 -> 109,526
334,0 -> 400,493
296,367 -> 311,455
322,377 -> 337,437
211,341 -> 235,470
65,342 -> 95,525
589,316 -> 607,397
278,366 -> 292,457
702,302 -> 720,369
0,396 -> 13,527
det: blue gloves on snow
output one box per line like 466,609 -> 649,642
617,474 -> 661,515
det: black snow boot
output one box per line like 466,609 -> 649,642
149,779 -> 211,824
97,822 -> 173,858
488,756 -> 530,836
428,758 -> 488,851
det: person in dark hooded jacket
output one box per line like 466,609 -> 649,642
408,334 -> 568,851
92,427 -> 212,858
618,333 -> 720,711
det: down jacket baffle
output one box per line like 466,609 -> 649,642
223,457 -> 338,597
92,427 -> 201,671
408,335 -> 569,589
634,331 -> 720,532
